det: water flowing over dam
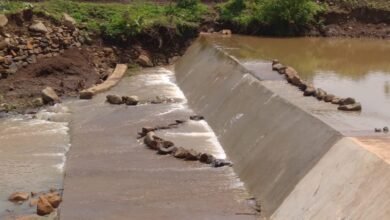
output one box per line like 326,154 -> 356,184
175,36 -> 390,219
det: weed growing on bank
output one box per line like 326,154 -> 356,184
218,0 -> 324,35
1,0 -> 208,42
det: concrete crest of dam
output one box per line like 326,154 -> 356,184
174,36 -> 390,219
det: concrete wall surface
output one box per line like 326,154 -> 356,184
175,36 -> 390,219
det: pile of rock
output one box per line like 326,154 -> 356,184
106,94 -> 139,105
140,117 -> 233,168
85,46 -> 118,82
0,11 -> 85,79
272,60 -> 362,112
106,95 -> 177,106
8,188 -> 62,217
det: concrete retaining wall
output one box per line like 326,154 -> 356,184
175,37 -> 390,219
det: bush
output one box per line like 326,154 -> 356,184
261,0 -> 323,32
217,0 -> 323,35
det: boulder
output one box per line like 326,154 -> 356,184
63,13 -> 76,25
41,87 -> 60,104
324,94 -> 335,102
284,67 -> 303,87
185,149 -> 200,161
383,127 -> 389,133
173,147 -> 189,159
190,115 -> 204,121
331,97 -> 341,105
272,63 -> 285,73
29,22 -> 48,33
375,128 -> 382,133
0,14 -> 8,27
44,192 -> 62,208
199,153 -> 215,164
212,159 -> 233,168
221,29 -> 232,35
338,103 -> 362,111
8,192 -> 30,203
340,97 -> 356,105
106,95 -> 123,105
303,86 -> 316,96
315,88 -> 327,100
122,96 -> 139,106
32,97 -> 44,107
79,91 -> 94,100
37,196 -> 54,216
158,146 -> 177,155
136,54 -> 153,67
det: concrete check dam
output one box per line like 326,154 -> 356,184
1,35 -> 390,219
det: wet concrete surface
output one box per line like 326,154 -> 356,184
60,68 -> 258,219
0,106 -> 70,218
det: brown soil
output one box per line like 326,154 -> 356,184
0,48 -> 99,112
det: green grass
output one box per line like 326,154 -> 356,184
1,0 -> 209,42
217,0 -> 324,35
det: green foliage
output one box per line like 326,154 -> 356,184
218,0 -> 323,34
0,1 -> 32,13
29,0 -> 208,42
261,0 -> 323,31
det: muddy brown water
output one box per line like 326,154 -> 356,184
210,35 -> 390,121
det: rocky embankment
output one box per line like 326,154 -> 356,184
0,10 -> 120,113
272,60 -> 362,112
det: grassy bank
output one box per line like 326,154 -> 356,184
1,0 -> 209,43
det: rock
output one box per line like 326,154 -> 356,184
324,94 -> 335,102
331,97 -> 341,104
106,95 -> 123,105
190,115 -> 204,121
37,196 -> 54,216
0,14 -> 8,27
212,159 -> 233,168
32,97 -> 44,107
284,67 -> 303,87
199,153 -> 215,164
272,63 -> 285,73
143,132 -> 163,150
44,192 -> 62,208
122,96 -> 139,106
303,86 -> 316,96
185,149 -> 200,161
0,39 -> 10,50
79,91 -> 94,100
173,147 -> 189,159
29,22 -> 48,33
136,54 -> 153,67
340,97 -> 356,105
221,29 -> 232,35
315,88 -> 327,100
338,103 -> 362,111
271,59 -> 279,66
384,127 -> 389,133
29,198 -> 39,207
375,128 -> 382,133
158,146 -> 177,155
41,87 -> 60,104
63,13 -> 76,25
8,192 -> 30,203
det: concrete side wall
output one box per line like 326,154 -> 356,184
272,137 -> 390,220
175,38 -> 342,217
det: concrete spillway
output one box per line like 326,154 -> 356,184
175,36 -> 390,219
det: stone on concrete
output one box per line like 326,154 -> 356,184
338,103 -> 362,111
8,192 -> 29,202
106,94 -> 122,105
37,196 -> 54,216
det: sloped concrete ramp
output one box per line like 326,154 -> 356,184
175,37 -> 390,219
